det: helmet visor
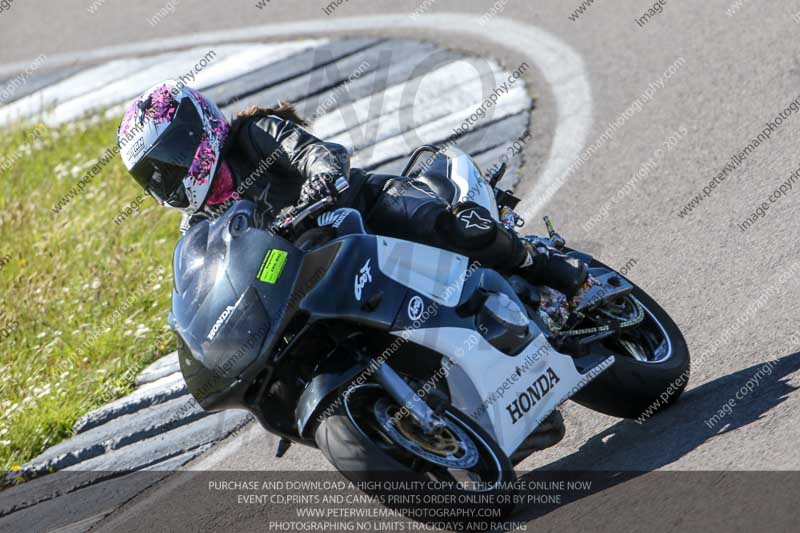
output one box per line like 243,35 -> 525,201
129,98 -> 204,208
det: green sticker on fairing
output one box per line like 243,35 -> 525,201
257,249 -> 288,284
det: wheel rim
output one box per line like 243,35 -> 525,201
343,384 -> 505,492
374,397 -> 480,469
606,295 -> 673,364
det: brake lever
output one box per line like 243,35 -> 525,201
270,178 -> 350,235
289,197 -> 334,228
270,196 -> 333,235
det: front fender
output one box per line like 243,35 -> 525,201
294,359 -> 370,438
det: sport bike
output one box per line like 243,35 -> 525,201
169,145 -> 690,523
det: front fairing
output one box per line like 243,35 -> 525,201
170,201 -> 304,408
169,202 -> 411,411
169,200 -> 482,412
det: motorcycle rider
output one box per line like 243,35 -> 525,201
117,81 -> 587,298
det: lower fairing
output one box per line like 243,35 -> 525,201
396,326 -> 614,456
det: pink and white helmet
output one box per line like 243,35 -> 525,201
117,81 -> 229,212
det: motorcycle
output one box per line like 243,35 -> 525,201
169,145 -> 690,524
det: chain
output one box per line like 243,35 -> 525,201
559,298 -> 646,337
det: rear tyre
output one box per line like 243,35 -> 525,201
315,385 -> 517,529
569,257 -> 691,419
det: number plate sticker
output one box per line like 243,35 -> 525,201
257,249 -> 288,284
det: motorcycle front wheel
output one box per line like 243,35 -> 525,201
314,384 -> 517,529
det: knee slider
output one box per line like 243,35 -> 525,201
449,202 -> 497,247
443,203 -> 525,270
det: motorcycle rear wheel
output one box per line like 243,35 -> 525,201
569,256 -> 691,419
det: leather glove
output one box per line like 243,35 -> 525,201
299,175 -> 341,205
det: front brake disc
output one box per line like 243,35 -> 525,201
373,397 -> 479,469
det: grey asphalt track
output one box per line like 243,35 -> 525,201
2,0 -> 800,531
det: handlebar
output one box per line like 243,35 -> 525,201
270,177 -> 350,234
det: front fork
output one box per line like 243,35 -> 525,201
372,361 -> 447,434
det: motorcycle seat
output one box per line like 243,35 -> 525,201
413,152 -> 458,205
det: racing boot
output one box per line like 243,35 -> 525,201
517,238 -> 588,298
445,202 -> 587,296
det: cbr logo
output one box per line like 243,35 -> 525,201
207,305 -> 235,341
354,258 -> 372,301
505,367 -> 561,424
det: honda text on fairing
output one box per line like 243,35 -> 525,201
169,145 -> 690,524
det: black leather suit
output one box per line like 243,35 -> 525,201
183,114 -> 529,274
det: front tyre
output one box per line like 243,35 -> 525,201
315,384 -> 517,528
570,257 -> 691,419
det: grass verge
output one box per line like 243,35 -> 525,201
0,116 -> 180,470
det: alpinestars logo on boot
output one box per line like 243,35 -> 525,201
505,367 -> 561,424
